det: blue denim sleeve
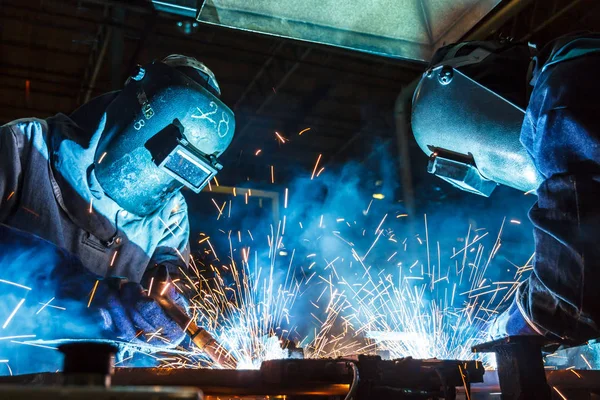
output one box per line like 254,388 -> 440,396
519,54 -> 600,342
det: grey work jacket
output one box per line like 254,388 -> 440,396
0,114 -> 190,283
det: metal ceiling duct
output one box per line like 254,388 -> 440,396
152,0 -> 502,62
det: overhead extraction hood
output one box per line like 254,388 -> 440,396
152,0 -> 502,61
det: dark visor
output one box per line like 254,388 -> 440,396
145,119 -> 222,193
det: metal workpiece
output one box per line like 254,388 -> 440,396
0,385 -> 203,400
0,341 -> 203,399
473,336 -> 552,400
412,66 -> 543,195
0,356 -> 483,399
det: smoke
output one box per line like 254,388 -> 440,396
187,140 -> 537,362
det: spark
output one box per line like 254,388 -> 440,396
37,303 -> 65,311
510,219 -> 521,225
255,149 -> 262,156
6,191 -> 15,201
36,297 -> 55,315
211,198 -> 226,219
458,365 -> 471,400
160,282 -> 171,296
87,280 -> 100,308
21,206 -> 39,217
311,154 -> 322,180
570,369 -> 582,378
275,131 -> 287,143
396,214 -> 408,218
271,165 -> 275,183
89,198 -> 93,214
97,151 -> 108,164
553,387 -> 568,400
375,214 -> 388,234
581,354 -> 593,369
316,167 -> 325,177
110,250 -> 118,267
298,127 -> 311,135
364,200 -> 373,215
284,188 -> 289,209
148,277 -> 155,296
524,189 -> 536,195
0,279 -> 31,291
2,299 -> 25,329
10,341 -> 57,350
0,335 -> 36,341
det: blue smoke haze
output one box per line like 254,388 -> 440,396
185,140 -> 537,354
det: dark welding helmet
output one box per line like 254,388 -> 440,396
94,55 -> 235,216
411,41 -> 543,196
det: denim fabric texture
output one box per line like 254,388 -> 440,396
518,36 -> 600,342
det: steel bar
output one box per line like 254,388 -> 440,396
473,336 -> 552,400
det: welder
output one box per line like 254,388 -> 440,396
0,55 -> 235,354
411,33 -> 600,344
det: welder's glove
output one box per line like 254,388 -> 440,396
141,264 -> 191,313
102,281 -> 187,348
97,265 -> 188,348
486,284 -> 544,341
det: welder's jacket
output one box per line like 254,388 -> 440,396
0,111 -> 190,283
518,33 -> 600,342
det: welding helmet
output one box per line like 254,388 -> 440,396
94,55 -> 235,216
411,41 -> 543,196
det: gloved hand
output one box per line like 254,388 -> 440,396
486,284 -> 544,341
53,259 -> 188,348
98,280 -> 187,348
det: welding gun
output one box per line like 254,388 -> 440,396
151,294 -> 238,369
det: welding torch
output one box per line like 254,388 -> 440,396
151,294 -> 238,369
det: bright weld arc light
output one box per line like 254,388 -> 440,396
152,205 -> 524,370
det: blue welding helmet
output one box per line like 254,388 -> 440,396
411,41 -> 543,196
94,55 -> 235,216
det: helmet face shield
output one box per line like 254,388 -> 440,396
411,65 -> 542,195
145,119 -> 222,193
95,61 -> 235,216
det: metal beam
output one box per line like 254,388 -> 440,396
519,0 -> 585,41
465,0 -> 536,40
393,79 -> 419,217
80,25 -> 112,104
122,8 -> 157,82
228,42 -> 312,150
110,7 -> 126,91
2,3 -> 421,87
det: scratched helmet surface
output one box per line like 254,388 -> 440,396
94,55 -> 235,216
